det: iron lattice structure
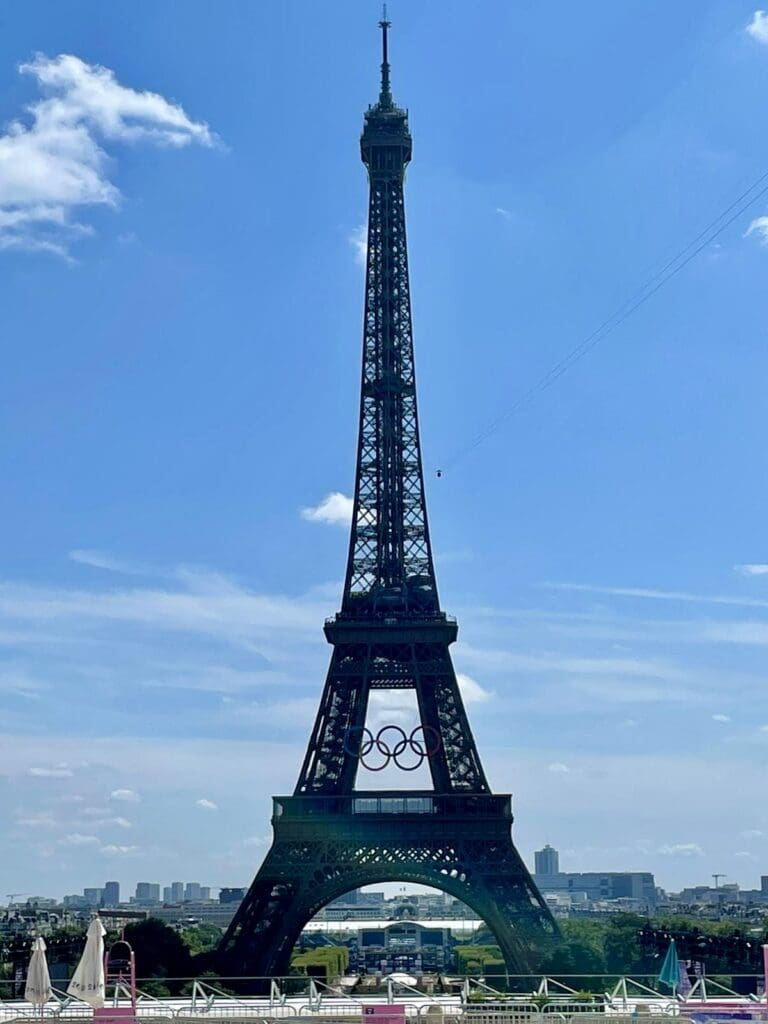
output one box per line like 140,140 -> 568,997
219,18 -> 557,980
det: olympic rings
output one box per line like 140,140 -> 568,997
343,724 -> 442,771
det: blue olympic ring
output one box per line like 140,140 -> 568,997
343,724 -> 442,771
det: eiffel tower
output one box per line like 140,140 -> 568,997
219,15 -> 557,980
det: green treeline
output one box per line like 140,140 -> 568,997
291,946 -> 350,980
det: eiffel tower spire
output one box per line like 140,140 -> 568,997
341,10 -> 436,620
378,5 -> 393,108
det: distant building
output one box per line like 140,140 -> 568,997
171,882 -> 185,902
200,887 -> 211,901
26,897 -> 57,909
762,876 -> 768,894
219,887 -> 246,904
535,845 -> 560,875
675,883 -> 767,907
103,881 -> 120,907
534,871 -> 657,909
163,887 -> 173,903
83,888 -> 104,907
184,883 -> 201,901
135,882 -> 160,904
63,895 -> 90,910
151,901 -> 239,927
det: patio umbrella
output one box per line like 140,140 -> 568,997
24,937 -> 52,1010
67,917 -> 107,1008
658,938 -> 680,995
389,973 -> 417,987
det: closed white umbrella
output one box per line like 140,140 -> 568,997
67,918 -> 107,1008
24,937 -> 52,1010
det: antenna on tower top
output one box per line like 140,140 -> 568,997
378,4 -> 393,108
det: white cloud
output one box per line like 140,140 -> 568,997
367,689 -> 418,726
69,549 -> 149,575
548,762 -> 570,773
27,764 -> 73,778
711,713 -> 731,723
60,833 -> 99,846
495,207 -> 513,221
457,673 -> 492,704
734,850 -> 755,859
349,223 -> 367,266
735,563 -> 768,576
740,828 -> 763,838
301,492 -> 354,527
657,842 -> 704,857
242,835 -> 270,847
99,844 -> 140,855
746,217 -> 768,246
110,788 -> 140,802
0,53 -> 214,256
99,816 -> 131,828
15,812 -> 57,828
544,580 -> 768,610
196,798 -> 218,811
746,10 -> 768,44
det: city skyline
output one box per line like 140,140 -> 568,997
6,852 -> 766,906
2,0 -> 768,896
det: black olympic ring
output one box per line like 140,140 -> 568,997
343,724 -> 442,771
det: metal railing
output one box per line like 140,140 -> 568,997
1,974 -> 766,1024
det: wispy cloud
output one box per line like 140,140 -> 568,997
27,765 -> 74,778
0,53 -> 214,257
301,492 -> 354,527
69,549 -> 151,575
734,563 -> 768,576
548,762 -> 570,773
544,581 -> 768,610
196,798 -> 218,811
746,217 -> 768,246
98,816 -> 131,829
457,673 -> 492,704
349,223 -> 367,266
746,10 -> 768,44
712,713 -> 731,723
110,788 -> 140,803
15,812 -> 57,829
459,643 -> 684,682
0,570 -> 324,638
657,842 -> 704,857
60,833 -> 99,846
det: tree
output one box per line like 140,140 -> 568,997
181,924 -> 223,957
123,919 -> 193,993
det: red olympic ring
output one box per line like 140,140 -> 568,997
343,724 -> 442,771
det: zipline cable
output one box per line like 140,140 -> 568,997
437,167 -> 768,474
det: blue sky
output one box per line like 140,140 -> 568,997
1,0 -> 768,899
